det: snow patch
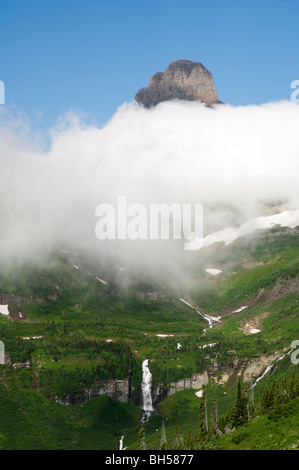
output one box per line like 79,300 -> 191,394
23,336 -> 43,340
249,328 -> 260,334
205,268 -> 222,276
191,209 -> 299,250
232,306 -> 248,313
0,305 -> 9,316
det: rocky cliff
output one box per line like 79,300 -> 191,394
55,377 -> 131,405
135,60 -> 221,108
54,372 -> 209,407
152,372 -> 209,403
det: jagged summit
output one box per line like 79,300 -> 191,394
135,60 -> 221,108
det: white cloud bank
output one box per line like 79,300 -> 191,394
0,99 -> 299,269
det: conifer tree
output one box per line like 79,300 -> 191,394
261,386 -> 270,413
174,426 -> 184,450
232,378 -> 248,427
186,431 -> 193,450
288,374 -> 297,400
160,420 -> 167,450
138,427 -> 146,450
198,385 -> 207,435
269,380 -> 277,405
211,396 -> 222,435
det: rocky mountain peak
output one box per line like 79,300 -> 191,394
135,60 -> 221,108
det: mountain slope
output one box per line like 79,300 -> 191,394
0,217 -> 298,449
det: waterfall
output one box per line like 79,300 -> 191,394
249,348 -> 294,389
180,298 -> 221,332
141,359 -> 154,422
119,435 -> 126,450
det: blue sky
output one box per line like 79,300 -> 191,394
0,0 -> 298,129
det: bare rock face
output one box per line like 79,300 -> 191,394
55,378 -> 131,405
135,60 -> 221,107
152,372 -> 209,403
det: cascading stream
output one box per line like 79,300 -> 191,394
119,435 -> 126,450
249,348 -> 294,389
141,359 -> 154,423
180,298 -> 221,333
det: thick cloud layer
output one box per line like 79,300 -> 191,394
0,100 -> 299,269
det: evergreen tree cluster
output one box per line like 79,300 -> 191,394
136,375 -> 299,450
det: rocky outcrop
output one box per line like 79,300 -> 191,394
135,60 -> 221,108
55,378 -> 131,405
12,360 -> 32,369
136,291 -> 167,301
152,372 -> 209,403
54,371 -> 209,407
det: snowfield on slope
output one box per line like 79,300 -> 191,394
192,209 -> 299,250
